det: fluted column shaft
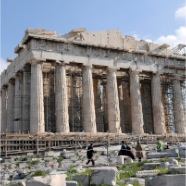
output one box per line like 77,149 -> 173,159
130,71 -> 144,134
1,87 -> 7,133
14,74 -> 21,133
22,67 -> 31,133
82,65 -> 97,132
173,80 -> 186,134
7,80 -> 15,133
30,61 -> 45,133
55,63 -> 69,133
107,68 -> 121,133
151,73 -> 166,134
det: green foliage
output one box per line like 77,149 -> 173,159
132,180 -> 142,186
80,168 -> 93,176
159,157 -> 168,162
27,160 -> 40,168
66,166 -> 78,180
32,170 -> 47,177
156,167 -> 169,175
118,162 -> 143,179
57,157 -> 63,163
177,157 -> 185,162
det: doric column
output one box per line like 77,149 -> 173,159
94,79 -> 104,132
7,80 -> 15,133
173,79 -> 186,134
130,70 -> 144,134
118,81 -> 125,132
22,65 -> 31,133
82,65 -> 97,132
1,86 -> 7,133
30,60 -> 45,133
55,62 -> 69,133
14,73 -> 22,133
107,68 -> 121,133
151,73 -> 166,134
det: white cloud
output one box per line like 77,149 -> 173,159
155,5 -> 186,48
155,26 -> 186,46
175,6 -> 186,20
0,58 -> 9,75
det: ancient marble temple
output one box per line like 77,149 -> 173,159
0,28 -> 186,135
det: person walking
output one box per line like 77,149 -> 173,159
86,143 -> 95,166
135,140 -> 143,162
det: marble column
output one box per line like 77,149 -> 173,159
94,79 -> 104,132
82,65 -> 97,132
30,61 -> 45,133
22,66 -> 31,133
1,86 -> 7,133
7,80 -> 15,133
130,70 -> 144,134
173,79 -> 186,134
118,81 -> 125,132
14,73 -> 22,133
55,62 -> 69,133
151,73 -> 166,134
107,68 -> 121,133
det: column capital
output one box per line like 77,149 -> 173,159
30,58 -> 46,65
107,67 -> 117,72
129,69 -> 140,75
83,64 -> 92,70
55,60 -> 65,66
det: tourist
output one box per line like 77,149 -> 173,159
86,143 -> 95,166
118,141 -> 135,160
135,140 -> 143,162
157,138 -> 164,152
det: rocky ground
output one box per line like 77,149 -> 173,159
0,142 -> 185,186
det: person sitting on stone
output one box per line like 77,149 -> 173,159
118,141 -> 135,160
157,137 -> 164,152
86,143 -> 95,166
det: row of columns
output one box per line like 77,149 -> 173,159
1,61 -> 186,134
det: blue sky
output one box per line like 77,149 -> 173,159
1,0 -> 186,73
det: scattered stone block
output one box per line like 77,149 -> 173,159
147,151 -> 178,159
66,181 -> 78,186
169,166 -> 186,174
145,174 -> 186,186
90,166 -> 118,185
72,174 -> 89,186
160,162 -> 170,168
143,162 -> 161,170
136,170 -> 159,178
44,151 -> 54,157
26,174 -> 66,186
117,156 -> 124,164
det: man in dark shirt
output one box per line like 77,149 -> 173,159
86,143 -> 95,166
118,141 -> 135,160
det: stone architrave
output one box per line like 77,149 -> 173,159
1,87 -> 7,133
30,60 -> 45,133
55,62 -> 69,133
107,68 -> 121,133
14,73 -> 22,133
173,79 -> 186,134
130,70 -> 144,134
7,80 -> 15,133
151,73 -> 166,134
82,65 -> 97,133
22,66 -> 31,133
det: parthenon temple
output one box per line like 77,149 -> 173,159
0,28 -> 186,135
